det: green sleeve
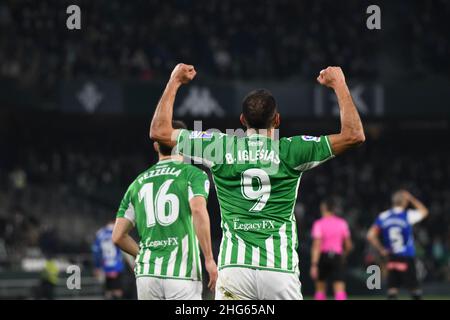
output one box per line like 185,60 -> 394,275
188,168 -> 210,200
176,129 -> 226,168
282,135 -> 334,171
116,185 -> 136,225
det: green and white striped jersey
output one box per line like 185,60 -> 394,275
177,130 -> 334,274
116,159 -> 209,280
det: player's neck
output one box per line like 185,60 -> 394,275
158,155 -> 183,162
246,128 -> 275,139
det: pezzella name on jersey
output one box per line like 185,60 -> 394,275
138,167 -> 181,184
140,236 -> 179,248
233,218 -> 276,231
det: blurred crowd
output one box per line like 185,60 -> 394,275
0,0 -> 449,88
0,148 -> 149,266
1,122 -> 449,282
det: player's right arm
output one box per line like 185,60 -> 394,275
149,63 -> 196,147
112,218 -> 139,257
317,67 -> 365,155
113,186 -> 140,257
366,225 -> 388,257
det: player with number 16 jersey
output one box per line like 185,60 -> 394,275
117,159 -> 209,281
113,120 -> 217,300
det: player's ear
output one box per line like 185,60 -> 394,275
240,113 -> 247,128
153,142 -> 160,153
273,112 -> 280,129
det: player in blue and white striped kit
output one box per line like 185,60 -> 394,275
367,190 -> 428,299
93,221 -> 125,299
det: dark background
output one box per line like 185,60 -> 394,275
0,0 -> 449,299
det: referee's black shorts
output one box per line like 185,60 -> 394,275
318,252 -> 346,282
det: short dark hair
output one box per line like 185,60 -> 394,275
158,120 -> 187,156
321,197 -> 337,212
242,89 -> 277,129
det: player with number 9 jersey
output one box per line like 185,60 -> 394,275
150,64 -> 365,299
176,129 -> 334,300
177,130 -> 333,275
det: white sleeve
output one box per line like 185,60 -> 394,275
123,203 -> 136,226
407,209 -> 424,225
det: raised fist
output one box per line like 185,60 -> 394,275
170,63 -> 197,85
316,66 -> 346,89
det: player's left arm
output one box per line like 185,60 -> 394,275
149,63 -> 197,147
317,67 -> 365,155
404,191 -> 429,223
190,196 -> 218,291
121,252 -> 136,271
112,218 -> 139,257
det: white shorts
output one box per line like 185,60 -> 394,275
136,277 -> 202,300
215,267 -> 303,300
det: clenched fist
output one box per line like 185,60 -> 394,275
170,63 -> 197,85
317,66 -> 346,90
